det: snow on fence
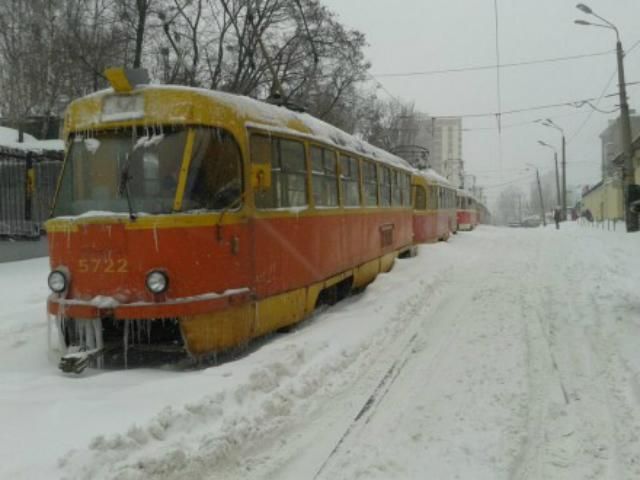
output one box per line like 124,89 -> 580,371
0,145 -> 63,238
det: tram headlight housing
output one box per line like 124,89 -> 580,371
48,270 -> 67,293
146,270 -> 169,294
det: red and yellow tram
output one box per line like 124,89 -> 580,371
411,170 -> 457,243
456,189 -> 480,231
46,69 -> 420,370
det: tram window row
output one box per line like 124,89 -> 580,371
412,184 -> 456,211
249,133 -> 412,211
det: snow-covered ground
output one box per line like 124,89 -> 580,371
1,223 -> 639,480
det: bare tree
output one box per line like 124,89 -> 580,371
0,0 -> 381,141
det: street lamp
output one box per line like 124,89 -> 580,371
535,118 -> 567,220
575,3 -> 637,232
526,163 -> 546,227
537,140 -> 562,207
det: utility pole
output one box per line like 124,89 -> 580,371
537,121 -> 567,220
575,3 -> 638,232
554,151 -> 561,208
528,164 -> 546,226
561,134 -> 567,220
615,38 -> 638,231
536,168 -> 546,227
538,140 -> 561,207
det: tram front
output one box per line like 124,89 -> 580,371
46,70 -> 252,372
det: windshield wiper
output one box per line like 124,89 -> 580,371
118,154 -> 137,220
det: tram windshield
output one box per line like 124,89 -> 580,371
54,127 -> 186,216
53,126 -> 242,216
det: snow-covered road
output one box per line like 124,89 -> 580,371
1,223 -> 639,480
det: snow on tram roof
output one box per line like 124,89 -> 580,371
162,85 -> 413,170
75,85 -> 413,171
413,167 -> 453,187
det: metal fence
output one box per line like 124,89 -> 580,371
0,146 -> 63,238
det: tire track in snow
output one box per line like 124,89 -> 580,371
559,241 -> 640,479
511,228 -> 638,480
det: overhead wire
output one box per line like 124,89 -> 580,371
372,50 -> 614,78
462,110 -> 589,132
481,174 -> 533,190
370,39 -> 639,120
567,37 -> 640,144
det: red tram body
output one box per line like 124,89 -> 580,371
456,190 -> 480,231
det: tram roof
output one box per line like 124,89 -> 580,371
413,168 -> 454,187
68,85 -> 413,171
456,188 -> 486,208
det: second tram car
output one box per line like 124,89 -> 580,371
412,170 -> 457,243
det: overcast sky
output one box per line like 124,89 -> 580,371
322,0 -> 640,205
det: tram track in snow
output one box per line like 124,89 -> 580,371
311,333 -> 419,480
311,305 -> 466,480
310,255 -> 500,480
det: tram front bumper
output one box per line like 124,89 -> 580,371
47,288 -> 252,320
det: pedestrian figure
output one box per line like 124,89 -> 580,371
554,208 -> 561,229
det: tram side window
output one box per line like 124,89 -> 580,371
311,146 -> 338,207
414,185 -> 427,210
362,160 -> 378,206
401,173 -> 411,206
380,166 -> 391,207
340,155 -> 360,207
253,135 -> 308,209
391,170 -> 402,206
182,128 -> 242,211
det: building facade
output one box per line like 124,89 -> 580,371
393,114 -> 463,187
599,116 -> 640,180
433,117 -> 463,187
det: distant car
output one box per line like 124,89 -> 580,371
508,222 -> 522,228
521,217 -> 541,228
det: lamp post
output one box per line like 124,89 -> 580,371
463,173 -> 477,193
538,140 -> 562,207
575,3 -> 638,232
536,119 -> 567,220
527,164 -> 547,227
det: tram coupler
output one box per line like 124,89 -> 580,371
59,348 -> 103,374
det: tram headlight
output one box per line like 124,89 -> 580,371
146,270 -> 169,294
48,270 -> 67,293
